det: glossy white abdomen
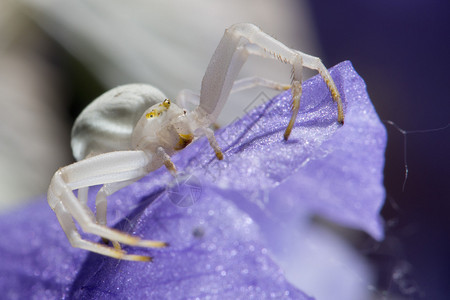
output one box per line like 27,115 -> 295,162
71,84 -> 167,161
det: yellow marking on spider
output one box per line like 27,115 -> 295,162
146,99 -> 172,119
162,99 -> 171,108
146,110 -> 157,119
175,133 -> 194,150
215,150 -> 224,160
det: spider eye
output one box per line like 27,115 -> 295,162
162,99 -> 171,108
145,110 -> 157,119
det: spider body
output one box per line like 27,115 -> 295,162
48,23 -> 344,261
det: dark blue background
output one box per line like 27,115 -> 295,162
309,1 -> 450,299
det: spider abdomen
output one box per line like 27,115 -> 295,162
71,84 -> 167,161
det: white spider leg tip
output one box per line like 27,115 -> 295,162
135,239 -> 169,248
164,160 -> 177,175
126,255 -> 154,262
114,232 -> 169,248
283,81 -> 302,140
327,82 -> 345,125
118,252 -> 154,262
98,245 -> 154,262
215,151 -> 224,160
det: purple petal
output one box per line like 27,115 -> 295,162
0,193 -> 311,299
71,187 -> 311,299
0,61 -> 385,299
0,198 -> 86,299
173,61 -> 386,241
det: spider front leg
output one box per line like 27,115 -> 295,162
194,23 -> 344,141
47,150 -> 167,261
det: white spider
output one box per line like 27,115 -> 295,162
47,23 -> 344,261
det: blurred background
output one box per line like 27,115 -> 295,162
0,0 -> 448,299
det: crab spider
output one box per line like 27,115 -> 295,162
47,23 -> 344,261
